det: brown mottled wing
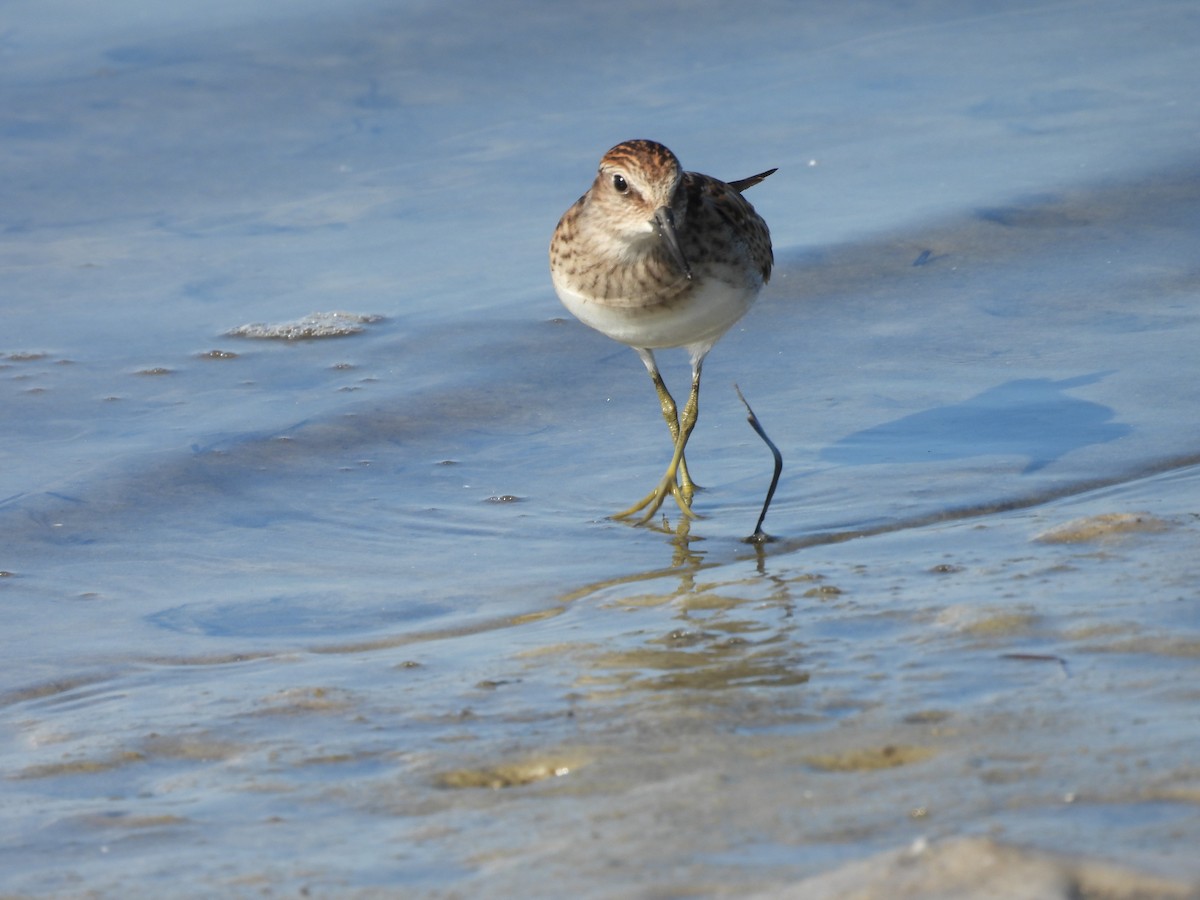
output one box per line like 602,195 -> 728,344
727,168 -> 777,193
683,170 -> 775,283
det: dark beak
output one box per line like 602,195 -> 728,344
654,207 -> 692,279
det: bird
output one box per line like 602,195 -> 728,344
549,139 -> 774,524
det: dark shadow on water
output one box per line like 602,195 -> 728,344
820,373 -> 1131,474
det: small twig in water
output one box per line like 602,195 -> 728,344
1000,653 -> 1071,677
734,384 -> 782,543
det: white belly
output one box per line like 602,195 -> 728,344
554,274 -> 758,351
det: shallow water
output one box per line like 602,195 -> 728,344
3,0 -> 1200,896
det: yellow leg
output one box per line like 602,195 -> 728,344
648,367 -> 697,502
614,364 -> 703,525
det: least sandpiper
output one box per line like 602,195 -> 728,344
549,139 -> 774,523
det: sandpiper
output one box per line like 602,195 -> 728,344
549,139 -> 774,523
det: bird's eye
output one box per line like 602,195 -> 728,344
612,174 -> 628,193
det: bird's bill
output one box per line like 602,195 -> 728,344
653,207 -> 692,279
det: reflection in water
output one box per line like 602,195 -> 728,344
821,373 -> 1131,473
562,517 -> 710,605
564,519 -> 811,694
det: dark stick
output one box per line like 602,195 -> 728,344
734,384 -> 782,543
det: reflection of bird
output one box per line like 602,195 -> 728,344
549,140 -> 775,523
821,375 -> 1130,474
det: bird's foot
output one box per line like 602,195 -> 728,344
678,458 -> 702,496
613,471 -> 697,526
